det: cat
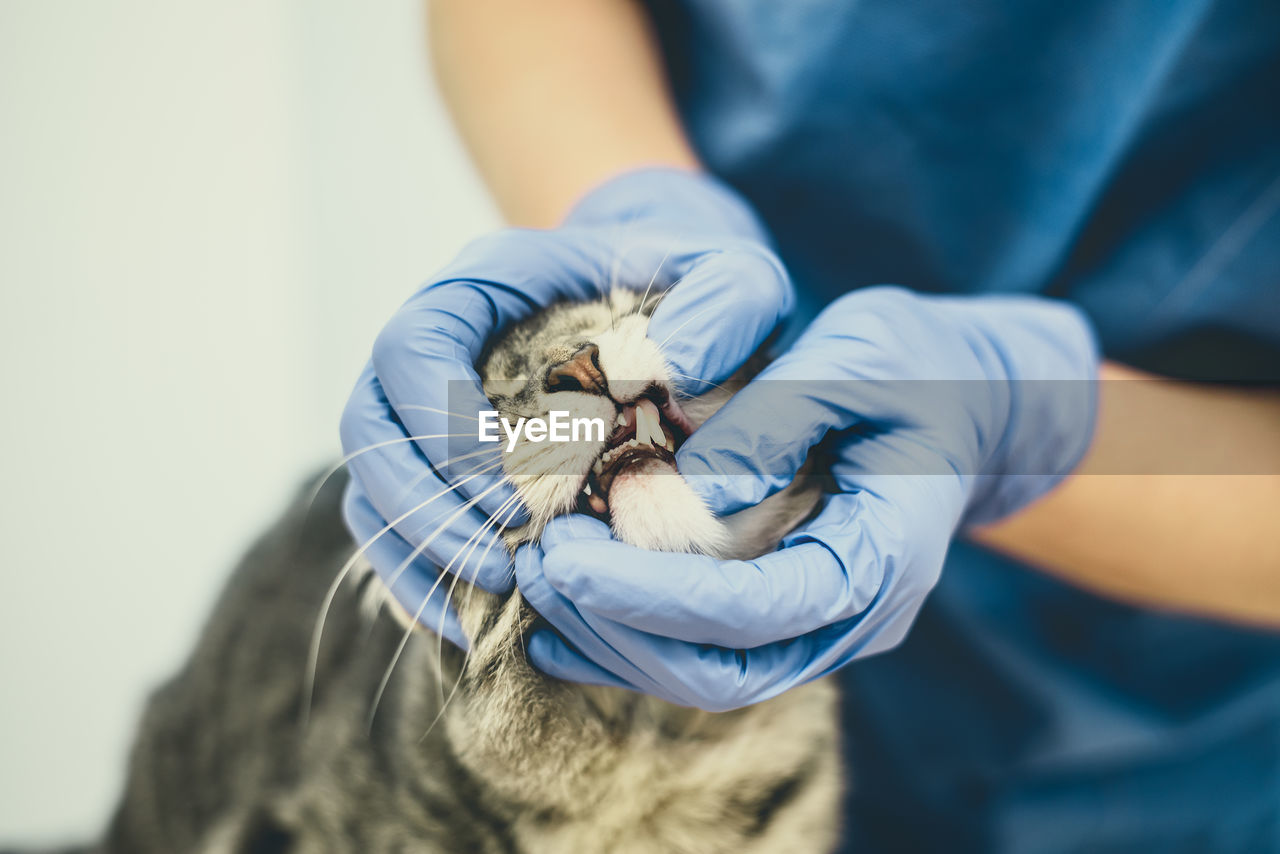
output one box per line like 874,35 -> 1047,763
16,289 -> 842,854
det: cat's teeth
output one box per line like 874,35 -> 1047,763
616,412 -> 627,427
634,398 -> 662,446
594,422 -> 674,477
583,483 -> 592,495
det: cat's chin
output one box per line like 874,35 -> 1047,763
606,458 -> 728,557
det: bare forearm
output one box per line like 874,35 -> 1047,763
429,0 -> 699,227
974,362 -> 1280,627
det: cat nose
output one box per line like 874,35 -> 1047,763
546,343 -> 607,395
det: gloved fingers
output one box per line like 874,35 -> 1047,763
369,287 -> 527,524
759,441 -> 965,657
532,510 -> 886,647
647,242 -> 793,393
525,629 -> 639,693
519,554 -> 834,711
368,230 -> 618,522
674,372 -> 860,515
431,228 -> 610,318
674,289 -> 997,516
516,545 -> 683,699
560,168 -> 771,244
340,367 -> 517,594
822,426 -> 971,515
533,512 -> 615,550
342,481 -> 468,648
583,596 -> 886,711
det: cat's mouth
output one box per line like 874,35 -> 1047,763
580,389 -> 692,518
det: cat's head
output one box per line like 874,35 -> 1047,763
477,289 -> 730,555
416,291 -> 826,810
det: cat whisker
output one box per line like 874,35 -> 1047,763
607,258 -> 622,331
638,249 -> 672,316
639,271 -> 686,317
359,482 -> 511,730
330,433 -> 481,471
390,446 -> 503,509
419,495 -> 519,712
396,404 -> 480,422
363,481 -> 511,733
665,371 -> 733,395
297,432 -> 489,534
604,219 -> 656,330
431,493 -> 523,708
299,459 -> 507,729
419,498 -> 524,743
515,603 -> 529,663
654,303 -> 720,353
373,464 -> 511,595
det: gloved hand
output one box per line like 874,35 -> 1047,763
516,286 -> 1098,709
338,168 -> 793,647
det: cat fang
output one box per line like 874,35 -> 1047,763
478,409 -> 607,452
583,397 -> 679,516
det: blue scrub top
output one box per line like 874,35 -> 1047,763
643,1 -> 1280,850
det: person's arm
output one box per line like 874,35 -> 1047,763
973,362 -> 1280,627
343,2 -> 791,649
429,0 -> 699,227
429,2 -> 1280,642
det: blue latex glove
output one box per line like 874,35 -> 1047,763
517,286 -> 1099,710
338,168 -> 793,646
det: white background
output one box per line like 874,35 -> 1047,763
0,1 -> 499,845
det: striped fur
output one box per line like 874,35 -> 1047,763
41,295 -> 842,853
